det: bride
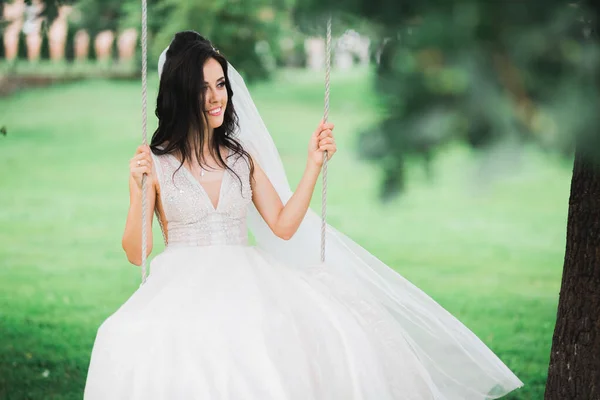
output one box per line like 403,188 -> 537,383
84,31 -> 523,399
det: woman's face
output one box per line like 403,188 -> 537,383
202,57 -> 228,130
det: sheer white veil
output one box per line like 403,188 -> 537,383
157,46 -> 523,398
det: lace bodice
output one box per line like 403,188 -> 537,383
151,150 -> 253,247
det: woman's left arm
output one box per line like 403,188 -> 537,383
251,121 -> 336,240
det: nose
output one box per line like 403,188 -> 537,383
208,87 -> 222,104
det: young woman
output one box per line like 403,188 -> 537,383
84,31 -> 523,399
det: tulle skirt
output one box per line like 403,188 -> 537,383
83,244 -> 523,399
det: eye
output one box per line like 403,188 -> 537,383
218,81 -> 226,88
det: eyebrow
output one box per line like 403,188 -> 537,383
204,77 -> 225,84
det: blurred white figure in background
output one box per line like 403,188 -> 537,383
336,29 -> 371,70
74,29 -> 90,62
48,5 -> 73,62
94,30 -> 115,63
304,37 -> 326,70
3,0 -> 25,62
117,28 -> 138,63
22,0 -> 44,62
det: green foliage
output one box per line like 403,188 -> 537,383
146,0 -> 291,81
296,0 -> 600,197
374,2 -> 599,197
68,0 -> 127,35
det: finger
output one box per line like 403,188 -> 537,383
132,153 -> 153,163
135,145 -> 152,157
315,119 -> 327,132
318,137 -> 334,147
313,124 -> 324,138
132,166 -> 152,176
319,144 -> 337,153
323,122 -> 334,130
130,158 -> 146,169
131,160 -> 152,170
131,164 -> 151,172
132,159 -> 150,168
319,129 -> 333,140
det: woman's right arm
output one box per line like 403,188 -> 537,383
122,145 -> 156,266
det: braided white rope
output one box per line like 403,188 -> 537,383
321,16 -> 332,263
140,0 -> 149,285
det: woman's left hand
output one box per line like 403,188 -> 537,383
308,120 -> 336,167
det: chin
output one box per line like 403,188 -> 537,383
210,118 -> 224,129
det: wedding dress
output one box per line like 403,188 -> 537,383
84,148 -> 523,400
83,52 -> 523,399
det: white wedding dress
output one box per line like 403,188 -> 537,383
83,149 -> 524,399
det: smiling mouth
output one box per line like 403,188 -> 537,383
207,107 -> 223,116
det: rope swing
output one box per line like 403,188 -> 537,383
140,0 -> 150,285
321,16 -> 332,263
138,5 -> 333,284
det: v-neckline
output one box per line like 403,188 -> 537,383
168,150 -> 231,212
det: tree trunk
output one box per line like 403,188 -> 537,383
545,149 -> 600,399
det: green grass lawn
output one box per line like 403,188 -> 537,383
0,67 -> 570,399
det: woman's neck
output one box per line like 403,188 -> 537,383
187,127 -> 215,155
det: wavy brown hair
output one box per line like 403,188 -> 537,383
150,30 -> 254,188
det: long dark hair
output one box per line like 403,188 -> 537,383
150,30 -> 254,186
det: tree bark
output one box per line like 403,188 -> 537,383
545,149 -> 600,399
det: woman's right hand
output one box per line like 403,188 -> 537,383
129,145 -> 155,191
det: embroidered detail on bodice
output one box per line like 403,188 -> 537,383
151,150 -> 253,247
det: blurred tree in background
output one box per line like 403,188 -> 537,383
147,0 -> 296,80
298,0 -> 600,198
97,0 -> 300,80
68,0 -> 124,35
369,1 -> 598,198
